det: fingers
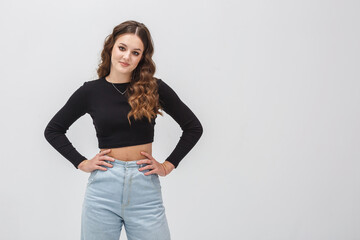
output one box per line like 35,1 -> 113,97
83,150 -> 114,172
145,170 -> 157,176
102,155 -> 115,162
93,160 -> 113,170
136,159 -> 152,165
138,164 -> 153,172
137,151 -> 162,175
97,149 -> 115,168
140,151 -> 153,160
99,149 -> 111,156
96,165 -> 108,171
141,167 -> 157,176
137,151 -> 155,164
102,161 -> 114,168
138,162 -> 162,176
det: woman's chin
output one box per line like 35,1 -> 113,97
115,67 -> 132,74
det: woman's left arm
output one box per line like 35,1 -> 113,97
156,78 -> 204,169
137,79 -> 203,176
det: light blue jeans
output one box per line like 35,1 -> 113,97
81,157 -> 171,240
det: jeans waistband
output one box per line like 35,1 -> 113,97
104,155 -> 149,168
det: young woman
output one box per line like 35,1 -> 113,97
44,20 -> 203,240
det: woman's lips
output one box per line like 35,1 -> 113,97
120,62 -> 130,67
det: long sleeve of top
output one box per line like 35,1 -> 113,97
44,77 -> 203,169
44,83 -> 88,169
157,79 -> 203,168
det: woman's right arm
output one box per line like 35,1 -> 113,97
44,82 -> 89,169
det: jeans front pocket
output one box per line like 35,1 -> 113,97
140,165 -> 162,192
150,173 -> 162,191
87,169 -> 99,185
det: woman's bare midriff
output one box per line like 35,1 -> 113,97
100,142 -> 152,161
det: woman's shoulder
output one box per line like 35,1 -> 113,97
155,77 -> 169,91
155,77 -> 180,102
84,77 -> 104,87
77,77 -> 106,93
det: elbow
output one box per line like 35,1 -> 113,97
197,121 -> 203,139
44,124 -> 51,142
180,117 -> 203,141
191,119 -> 203,140
44,123 -> 61,143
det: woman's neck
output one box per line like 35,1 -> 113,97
106,72 -> 131,83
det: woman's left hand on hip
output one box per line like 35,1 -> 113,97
137,151 -> 168,176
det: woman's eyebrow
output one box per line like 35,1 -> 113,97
119,43 -> 142,52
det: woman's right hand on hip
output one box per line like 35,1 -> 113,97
78,149 -> 115,173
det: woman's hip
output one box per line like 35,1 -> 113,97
83,158 -> 163,207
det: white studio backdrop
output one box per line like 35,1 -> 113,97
0,0 -> 359,239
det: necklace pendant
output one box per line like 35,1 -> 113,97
112,83 -> 127,95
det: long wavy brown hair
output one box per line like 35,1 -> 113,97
97,20 -> 164,125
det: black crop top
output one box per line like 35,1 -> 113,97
44,77 -> 203,169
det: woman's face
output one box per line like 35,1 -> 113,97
110,33 -> 145,75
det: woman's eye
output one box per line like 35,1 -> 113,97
119,47 -> 140,56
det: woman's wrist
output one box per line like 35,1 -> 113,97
78,159 -> 88,169
162,161 -> 175,175
161,163 -> 167,176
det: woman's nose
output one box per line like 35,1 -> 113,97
123,51 -> 131,59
